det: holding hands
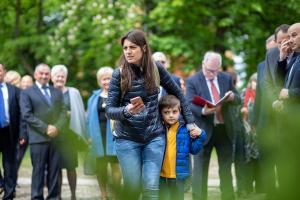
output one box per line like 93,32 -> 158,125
188,124 -> 203,139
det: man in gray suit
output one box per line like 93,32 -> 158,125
186,52 -> 240,200
20,64 -> 66,200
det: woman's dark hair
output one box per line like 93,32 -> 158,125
119,29 -> 157,94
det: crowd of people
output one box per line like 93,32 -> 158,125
0,22 -> 300,200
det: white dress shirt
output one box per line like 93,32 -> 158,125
35,81 -> 51,98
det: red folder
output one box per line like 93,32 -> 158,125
192,93 -> 231,108
192,96 -> 215,108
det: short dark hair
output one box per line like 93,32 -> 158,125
274,24 -> 290,42
159,94 -> 181,112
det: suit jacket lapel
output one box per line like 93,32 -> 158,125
49,86 -> 56,104
217,73 -> 226,98
6,84 -> 13,106
200,72 -> 212,102
33,84 -> 51,107
287,56 -> 300,88
271,49 -> 279,83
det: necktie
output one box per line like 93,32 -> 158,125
42,85 -> 52,106
210,80 -> 224,123
0,84 -> 7,128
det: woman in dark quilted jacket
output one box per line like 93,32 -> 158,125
105,29 -> 200,200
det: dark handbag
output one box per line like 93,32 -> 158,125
83,151 -> 96,175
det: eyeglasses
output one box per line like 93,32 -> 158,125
205,68 -> 219,74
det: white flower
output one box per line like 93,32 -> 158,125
67,10 -> 73,16
127,11 -> 136,18
108,15 -> 114,20
68,34 -> 75,41
103,29 -> 110,35
58,23 -> 64,29
92,2 -> 98,8
105,44 -> 111,50
101,18 -> 107,24
60,48 -> 66,54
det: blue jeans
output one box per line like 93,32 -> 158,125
115,135 -> 165,200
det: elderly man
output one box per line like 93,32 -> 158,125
0,64 -> 20,199
20,64 -> 66,199
186,52 -> 240,200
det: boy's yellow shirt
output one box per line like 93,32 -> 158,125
160,121 -> 179,178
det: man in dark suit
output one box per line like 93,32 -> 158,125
257,25 -> 290,199
20,63 -> 66,200
186,52 -> 240,200
252,34 -> 277,198
273,22 -> 300,200
264,24 -> 290,99
0,63 -> 20,200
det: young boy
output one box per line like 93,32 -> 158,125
159,95 -> 206,200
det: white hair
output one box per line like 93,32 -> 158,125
96,66 -> 114,80
152,52 -> 167,61
51,64 -> 68,77
203,51 -> 222,67
152,51 -> 169,68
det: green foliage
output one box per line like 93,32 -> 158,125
0,0 -> 300,100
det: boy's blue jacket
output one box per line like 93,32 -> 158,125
171,124 -> 206,180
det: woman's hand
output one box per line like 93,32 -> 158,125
126,102 -> 145,115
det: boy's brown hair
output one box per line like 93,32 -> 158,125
159,94 -> 181,112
